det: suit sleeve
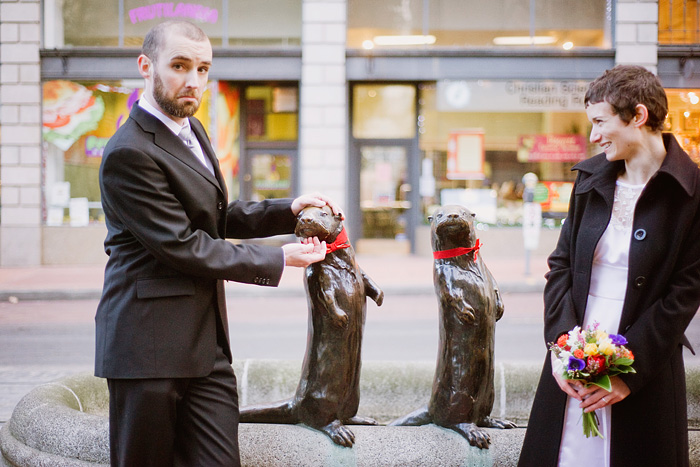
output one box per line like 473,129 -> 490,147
100,144 -> 288,285
542,173 -> 583,347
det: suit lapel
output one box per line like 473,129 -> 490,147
130,105 -> 224,195
189,117 -> 228,200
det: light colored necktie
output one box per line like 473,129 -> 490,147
178,126 -> 195,148
177,125 -> 214,175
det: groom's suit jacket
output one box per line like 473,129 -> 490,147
95,102 -> 297,379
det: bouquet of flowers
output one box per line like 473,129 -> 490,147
549,323 -> 635,438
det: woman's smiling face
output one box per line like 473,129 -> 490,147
586,101 -> 640,162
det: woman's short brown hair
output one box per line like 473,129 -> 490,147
584,65 -> 668,132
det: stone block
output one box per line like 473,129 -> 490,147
0,24 -> 19,43
616,44 -> 657,68
0,2 -> 41,23
0,125 -> 41,145
0,44 -> 39,64
0,226 -> 41,266
616,2 -> 658,23
302,44 -> 345,65
302,1 -> 346,24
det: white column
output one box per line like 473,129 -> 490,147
0,0 -> 43,266
299,0 -> 348,209
615,0 -> 659,73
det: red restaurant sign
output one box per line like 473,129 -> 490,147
517,134 -> 587,162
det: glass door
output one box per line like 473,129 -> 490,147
243,149 -> 296,201
360,145 -> 410,239
350,140 -> 418,254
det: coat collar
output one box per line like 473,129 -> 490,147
573,133 -> 697,197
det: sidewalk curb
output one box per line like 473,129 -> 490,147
0,281 -> 545,302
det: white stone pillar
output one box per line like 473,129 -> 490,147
300,0 -> 348,209
0,0 -> 43,266
615,0 -> 659,73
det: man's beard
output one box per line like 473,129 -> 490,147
152,71 -> 201,119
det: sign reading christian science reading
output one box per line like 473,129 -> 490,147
437,80 -> 589,112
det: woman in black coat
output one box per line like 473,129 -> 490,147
519,65 -> 700,466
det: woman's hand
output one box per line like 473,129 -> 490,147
551,351 -> 585,400
291,192 -> 344,219
578,376 -> 631,413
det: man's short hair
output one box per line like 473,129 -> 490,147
584,65 -> 668,132
142,20 -> 208,63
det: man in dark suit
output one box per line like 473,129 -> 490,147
96,20 -> 339,466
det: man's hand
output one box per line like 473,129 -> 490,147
282,237 -> 327,267
291,192 -> 344,219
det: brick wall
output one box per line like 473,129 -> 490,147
0,0 -> 43,265
299,0 -> 348,209
616,0 -> 659,72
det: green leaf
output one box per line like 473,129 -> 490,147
590,375 -> 611,391
614,357 -> 634,366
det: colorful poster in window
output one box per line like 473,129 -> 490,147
533,181 -> 574,213
446,130 -> 485,180
517,134 -> 587,162
215,81 -> 240,197
43,81 -> 107,151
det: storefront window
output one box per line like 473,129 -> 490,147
41,79 -> 218,225
666,89 -> 700,166
348,0 -> 611,50
251,152 -> 293,200
245,86 -> 298,142
659,0 -> 700,45
418,81 -> 591,227
45,0 -> 301,48
352,84 -> 416,139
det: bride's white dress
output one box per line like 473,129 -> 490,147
558,180 -> 644,467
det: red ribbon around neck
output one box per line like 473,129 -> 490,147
432,238 -> 481,260
326,227 -> 351,254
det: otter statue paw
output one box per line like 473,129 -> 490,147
374,291 -> 384,306
456,305 -> 476,324
451,422 -> 491,449
346,415 -> 378,425
321,420 -> 355,447
332,310 -> 349,327
479,416 -> 517,429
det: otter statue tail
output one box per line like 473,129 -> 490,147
239,399 -> 296,424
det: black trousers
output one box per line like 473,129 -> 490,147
107,347 -> 240,467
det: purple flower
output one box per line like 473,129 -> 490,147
609,334 -> 628,346
568,356 -> 586,371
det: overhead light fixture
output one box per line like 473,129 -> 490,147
562,41 -> 574,50
362,40 -> 374,50
493,35 -> 557,46
372,35 -> 436,46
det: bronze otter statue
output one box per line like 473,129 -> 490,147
389,204 -> 515,449
240,205 -> 384,447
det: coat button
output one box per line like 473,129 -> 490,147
633,229 -> 646,240
634,276 -> 646,288
217,201 -> 224,210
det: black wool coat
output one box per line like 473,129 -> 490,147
519,134 -> 700,467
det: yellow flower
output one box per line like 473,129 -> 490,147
598,340 -> 614,356
596,330 -> 608,340
584,343 -> 599,356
